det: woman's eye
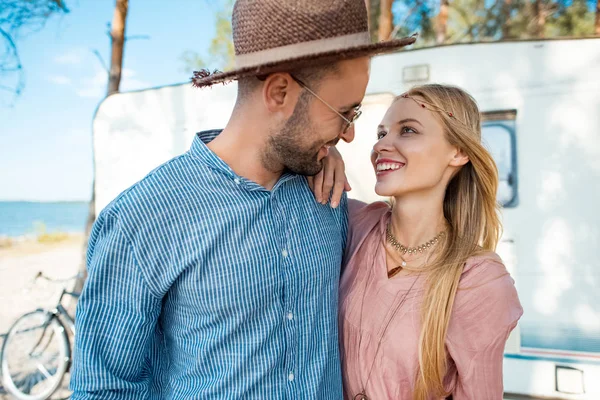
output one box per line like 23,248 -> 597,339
377,131 -> 386,139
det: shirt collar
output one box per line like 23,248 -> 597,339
188,130 -> 300,191
189,130 -> 234,177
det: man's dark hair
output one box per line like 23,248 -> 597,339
236,63 -> 340,104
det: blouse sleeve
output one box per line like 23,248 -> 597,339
446,258 -> 523,399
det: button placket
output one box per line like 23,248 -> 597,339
273,190 -> 298,391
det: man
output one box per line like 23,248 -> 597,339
70,0 -> 414,398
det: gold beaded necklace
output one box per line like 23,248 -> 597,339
386,224 -> 446,256
385,223 -> 446,278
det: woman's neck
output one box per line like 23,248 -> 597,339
389,189 -> 448,250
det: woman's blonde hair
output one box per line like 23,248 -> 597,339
402,84 -> 502,399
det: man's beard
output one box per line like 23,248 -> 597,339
263,95 -> 334,176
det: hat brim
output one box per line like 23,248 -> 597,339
192,36 -> 417,88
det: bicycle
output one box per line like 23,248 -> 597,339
1,272 -> 81,400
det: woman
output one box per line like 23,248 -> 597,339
338,84 -> 522,399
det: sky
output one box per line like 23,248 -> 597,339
0,0 -> 220,202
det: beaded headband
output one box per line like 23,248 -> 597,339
399,93 -> 465,125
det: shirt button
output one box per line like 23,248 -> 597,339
288,372 -> 295,382
281,249 -> 288,258
234,178 -> 241,184
287,312 -> 294,321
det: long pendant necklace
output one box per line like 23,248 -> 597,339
354,241 -> 421,399
387,251 -> 425,278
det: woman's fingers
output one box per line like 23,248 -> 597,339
312,169 -> 325,203
330,160 -> 347,208
322,157 -> 335,205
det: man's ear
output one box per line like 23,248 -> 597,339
449,147 -> 470,167
262,73 -> 299,117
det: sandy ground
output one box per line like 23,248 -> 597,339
0,235 -> 82,399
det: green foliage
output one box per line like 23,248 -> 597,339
184,0 -> 598,73
547,0 -> 595,37
209,3 -> 235,70
383,0 -> 596,47
32,221 -> 69,243
37,231 -> 69,244
180,0 -> 234,73
179,50 -> 206,73
0,236 -> 13,248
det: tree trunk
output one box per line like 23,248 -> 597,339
369,0 -> 381,41
595,0 -> 600,36
108,0 -> 128,96
378,0 -> 393,41
533,0 -> 545,38
436,0 -> 449,44
74,0 -> 129,295
501,0 -> 512,38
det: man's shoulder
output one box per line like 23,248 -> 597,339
93,154 -> 221,295
100,153 -> 216,226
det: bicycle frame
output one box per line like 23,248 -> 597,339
21,290 -> 77,360
53,289 -> 78,335
1,273 -> 81,400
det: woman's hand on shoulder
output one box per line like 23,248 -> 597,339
307,146 -> 351,208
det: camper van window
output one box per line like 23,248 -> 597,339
481,120 -> 518,207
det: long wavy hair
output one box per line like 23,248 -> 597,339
402,84 -> 502,399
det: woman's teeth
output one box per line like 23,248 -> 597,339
376,163 -> 403,171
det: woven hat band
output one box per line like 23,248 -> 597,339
234,32 -> 371,69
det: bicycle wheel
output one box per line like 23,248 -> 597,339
1,310 -> 70,400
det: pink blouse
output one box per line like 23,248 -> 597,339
339,200 -> 523,399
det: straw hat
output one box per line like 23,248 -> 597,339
192,0 -> 416,88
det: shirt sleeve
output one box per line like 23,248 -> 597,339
446,259 -> 523,399
70,209 -> 163,399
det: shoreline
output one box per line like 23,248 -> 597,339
0,232 -> 85,255
0,233 -> 84,330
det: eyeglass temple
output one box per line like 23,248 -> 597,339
293,77 -> 353,124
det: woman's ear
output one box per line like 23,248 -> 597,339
449,147 -> 470,167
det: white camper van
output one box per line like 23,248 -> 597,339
93,37 -> 600,399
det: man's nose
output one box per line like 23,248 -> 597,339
339,124 -> 355,144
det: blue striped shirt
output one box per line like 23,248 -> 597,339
70,130 -> 348,399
